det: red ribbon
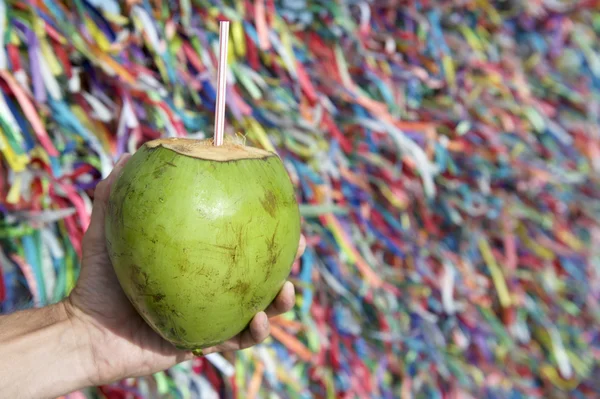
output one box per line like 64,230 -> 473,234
7,45 -> 21,72
52,39 -> 73,78
246,31 -> 259,71
295,62 -> 318,103
0,268 -> 5,303
204,363 -> 223,393
322,113 -> 352,153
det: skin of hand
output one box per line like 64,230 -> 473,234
0,154 -> 305,398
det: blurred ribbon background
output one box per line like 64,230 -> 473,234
0,0 -> 599,397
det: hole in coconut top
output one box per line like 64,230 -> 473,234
145,137 -> 275,161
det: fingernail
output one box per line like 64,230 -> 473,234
284,281 -> 294,292
261,312 -> 269,329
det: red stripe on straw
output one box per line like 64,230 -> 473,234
213,21 -> 230,146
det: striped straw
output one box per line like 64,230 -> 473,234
213,21 -> 230,146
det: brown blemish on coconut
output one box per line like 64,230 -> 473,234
246,294 -> 263,313
223,261 -> 234,283
265,246 -> 283,282
260,190 -> 278,218
263,222 -> 282,281
150,300 -> 191,343
178,256 -> 190,274
193,263 -> 209,277
212,243 -> 236,253
153,164 -> 173,179
130,264 -> 148,292
146,137 -> 275,162
229,280 -> 250,296
128,266 -> 181,341
142,291 -> 166,305
233,224 -> 248,264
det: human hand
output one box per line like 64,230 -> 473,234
65,154 -> 305,387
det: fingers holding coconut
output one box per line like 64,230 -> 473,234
296,234 -> 307,259
242,311 -> 271,348
212,239 -> 301,352
203,311 -> 271,354
83,154 -> 131,255
87,155 -> 131,227
201,283 -> 295,355
196,243 -> 299,356
95,154 -> 131,204
265,281 -> 296,318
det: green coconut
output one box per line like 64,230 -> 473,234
105,137 -> 301,352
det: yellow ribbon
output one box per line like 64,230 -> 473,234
478,237 -> 512,308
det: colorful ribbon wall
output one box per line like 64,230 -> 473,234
0,1 -> 599,398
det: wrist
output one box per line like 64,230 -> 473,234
0,301 -> 95,398
41,301 -> 97,394
61,297 -> 103,388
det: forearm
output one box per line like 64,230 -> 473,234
0,302 -> 93,399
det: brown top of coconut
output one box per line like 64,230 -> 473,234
145,137 -> 275,161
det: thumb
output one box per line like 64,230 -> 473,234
82,154 -> 132,257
